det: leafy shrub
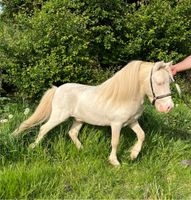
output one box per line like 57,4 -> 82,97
0,0 -> 191,98
123,0 -> 191,62
0,0 -> 111,98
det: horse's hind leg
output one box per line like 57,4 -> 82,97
69,120 -> 83,149
130,121 -> 145,160
29,109 -> 70,149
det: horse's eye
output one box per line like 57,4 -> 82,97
157,81 -> 165,86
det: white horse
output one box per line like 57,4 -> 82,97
12,60 -> 174,166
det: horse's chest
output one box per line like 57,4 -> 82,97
124,108 -> 143,126
115,104 -> 144,126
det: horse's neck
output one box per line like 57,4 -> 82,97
138,62 -> 153,96
96,61 -> 146,107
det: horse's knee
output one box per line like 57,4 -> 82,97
69,130 -> 77,138
137,130 -> 145,142
140,134 -> 145,142
39,124 -> 47,133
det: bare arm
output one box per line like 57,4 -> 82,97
171,55 -> 191,75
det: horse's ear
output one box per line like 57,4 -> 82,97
164,61 -> 175,82
164,61 -> 181,96
164,61 -> 173,75
165,61 -> 173,69
153,61 -> 165,71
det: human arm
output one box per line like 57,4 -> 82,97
171,55 -> 191,75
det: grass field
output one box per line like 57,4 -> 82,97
0,99 -> 191,199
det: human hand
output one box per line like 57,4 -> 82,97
170,65 -> 177,76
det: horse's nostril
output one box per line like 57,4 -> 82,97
157,104 -> 172,112
167,105 -> 172,112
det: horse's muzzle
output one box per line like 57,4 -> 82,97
156,102 -> 174,113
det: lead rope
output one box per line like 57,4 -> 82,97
169,69 -> 191,107
168,67 -> 191,109
171,75 -> 191,109
169,72 -> 191,167
170,75 -> 191,167
168,72 -> 182,98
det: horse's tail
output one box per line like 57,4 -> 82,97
12,86 -> 57,136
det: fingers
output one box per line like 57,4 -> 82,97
170,66 -> 177,76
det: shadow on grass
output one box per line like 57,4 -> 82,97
139,109 -> 191,141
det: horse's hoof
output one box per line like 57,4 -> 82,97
109,158 -> 121,167
29,143 -> 36,149
130,150 -> 139,160
76,144 -> 83,150
10,130 -> 19,138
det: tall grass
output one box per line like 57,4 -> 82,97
0,100 -> 191,199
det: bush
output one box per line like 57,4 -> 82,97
0,0 -> 111,98
0,0 -> 191,98
123,0 -> 191,62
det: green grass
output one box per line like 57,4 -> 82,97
0,100 -> 191,199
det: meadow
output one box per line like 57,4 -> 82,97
0,98 -> 191,199
1,0 -> 191,198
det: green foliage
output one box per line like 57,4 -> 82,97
123,0 -> 191,61
69,0 -> 129,66
0,0 -> 112,98
0,0 -> 191,98
0,0 -> 46,19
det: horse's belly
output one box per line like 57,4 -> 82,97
73,100 -> 143,126
73,104 -> 109,126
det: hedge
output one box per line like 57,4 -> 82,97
0,0 -> 191,98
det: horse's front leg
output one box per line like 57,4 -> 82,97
130,121 -> 145,160
109,123 -> 122,166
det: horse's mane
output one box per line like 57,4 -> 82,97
96,60 -> 153,106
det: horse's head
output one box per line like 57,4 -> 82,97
145,61 -> 174,113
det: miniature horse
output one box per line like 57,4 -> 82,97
12,61 -> 174,166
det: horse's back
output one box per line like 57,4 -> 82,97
52,83 -> 95,113
51,83 -> 106,124
58,83 -> 92,93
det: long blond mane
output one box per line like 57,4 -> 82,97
96,60 -> 153,106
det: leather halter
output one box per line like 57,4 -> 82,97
150,66 -> 171,105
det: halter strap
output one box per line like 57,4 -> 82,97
150,66 -> 172,105
151,93 -> 172,105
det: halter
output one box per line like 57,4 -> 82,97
150,66 -> 172,105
